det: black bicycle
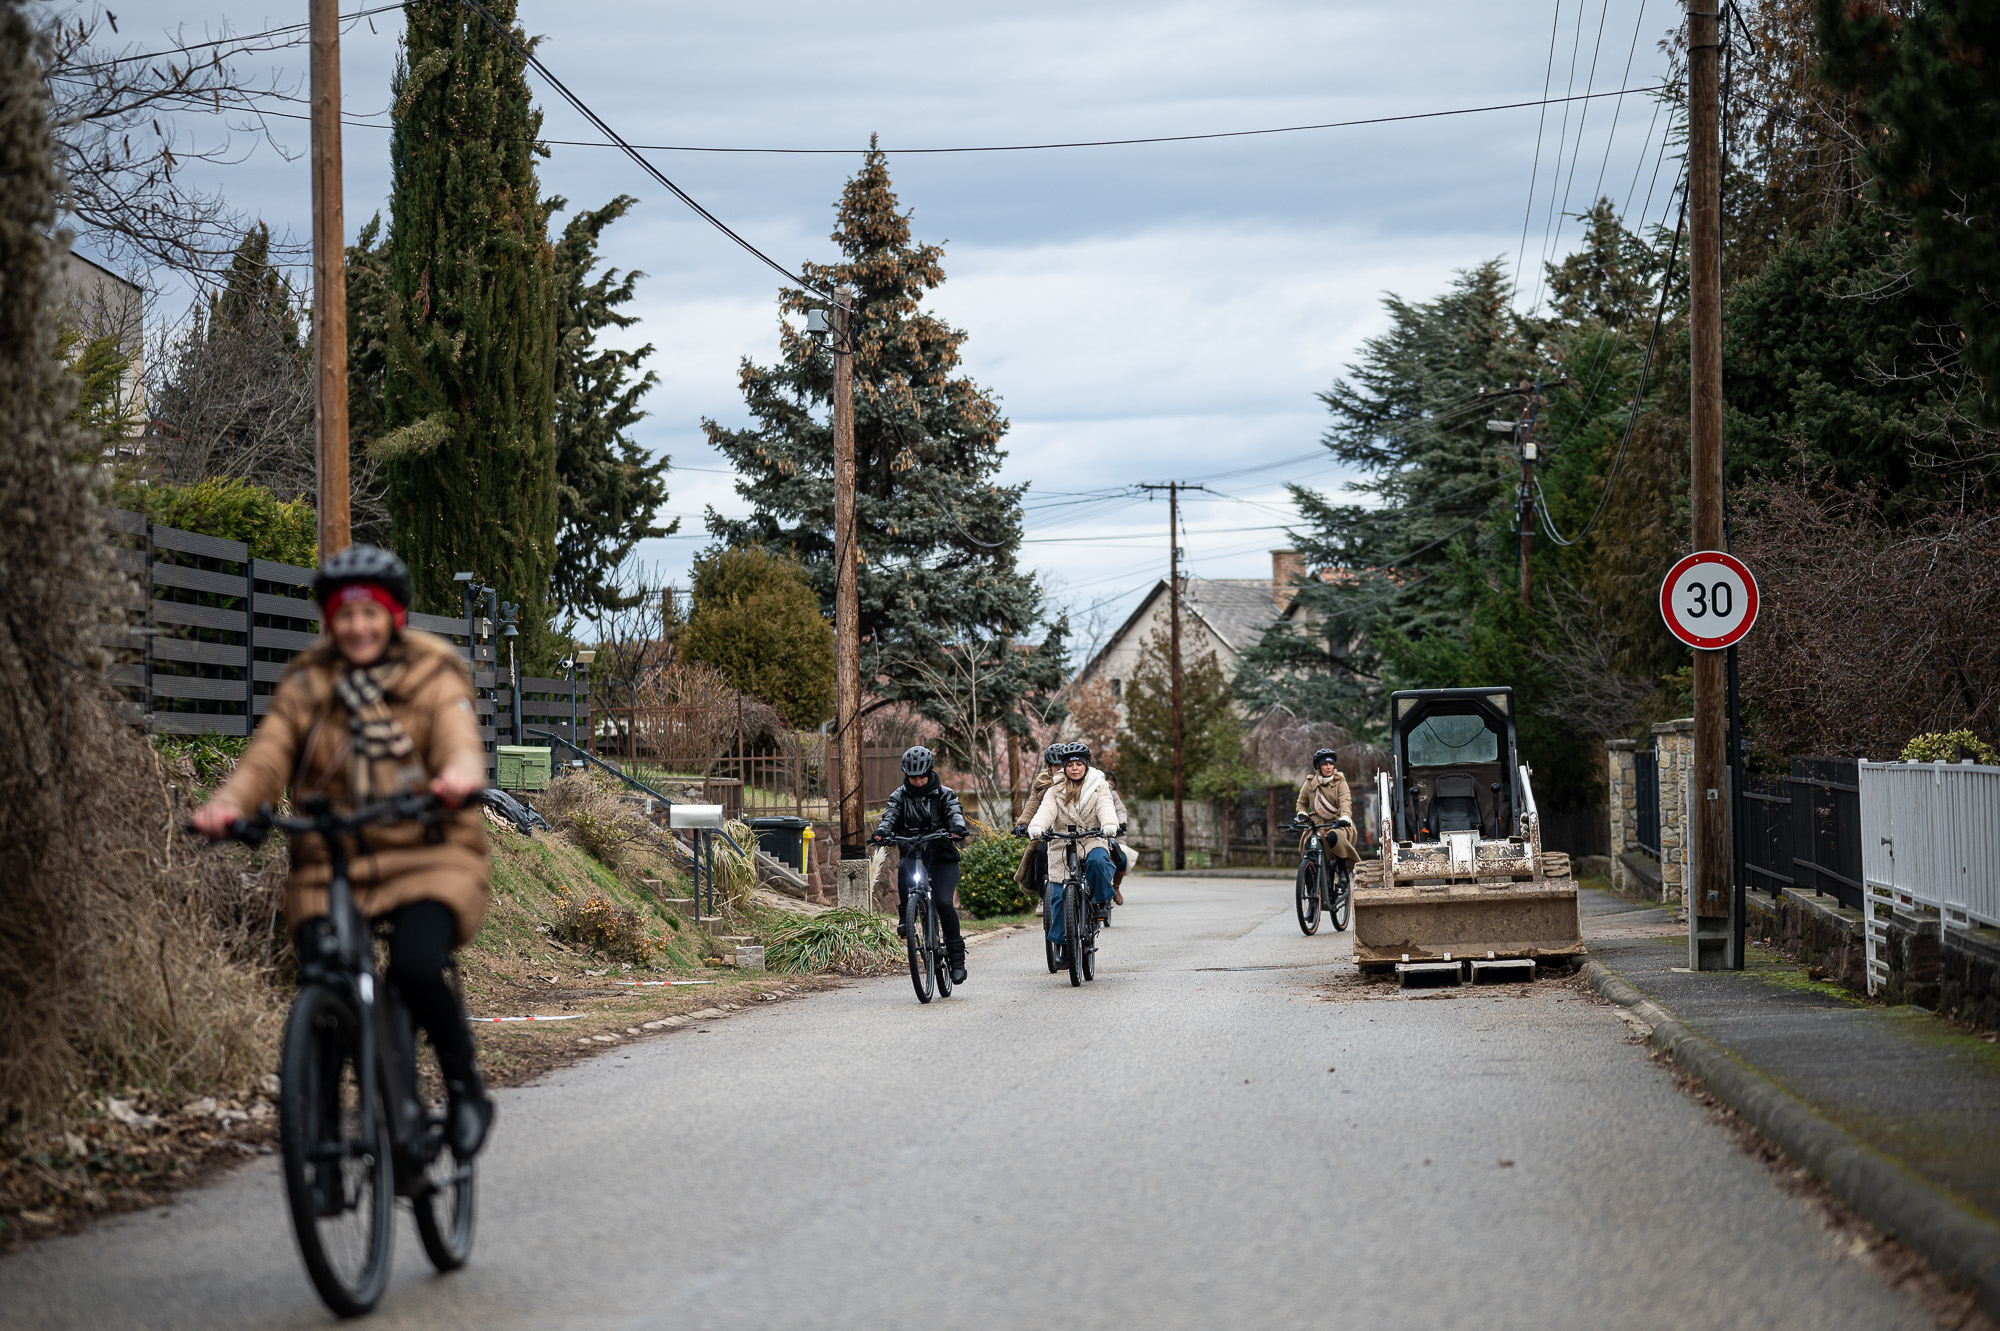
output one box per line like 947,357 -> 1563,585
1292,815 -> 1353,937
876,828 -> 960,1004
1026,826 -> 1115,987
211,792 -> 477,1317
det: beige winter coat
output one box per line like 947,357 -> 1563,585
215,629 -> 492,945
1295,771 -> 1358,864
1028,767 -> 1122,863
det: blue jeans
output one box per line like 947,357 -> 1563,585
1047,847 -> 1116,946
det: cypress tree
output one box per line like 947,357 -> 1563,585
378,0 -> 557,656
707,143 -> 1064,732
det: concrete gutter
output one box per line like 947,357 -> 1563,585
1583,959 -> 2000,1318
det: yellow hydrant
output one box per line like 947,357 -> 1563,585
800,823 -> 814,876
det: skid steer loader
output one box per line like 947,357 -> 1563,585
1351,687 -> 1583,984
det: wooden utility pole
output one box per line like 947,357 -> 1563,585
831,287 -> 866,861
309,0 -> 350,555
1687,0 -> 1731,925
1516,435 -> 1534,609
1168,481 -> 1186,870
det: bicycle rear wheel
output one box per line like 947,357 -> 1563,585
279,984 -> 394,1316
1295,860 -> 1322,936
906,891 -> 935,1004
1065,884 -> 1084,987
1082,909 -> 1097,982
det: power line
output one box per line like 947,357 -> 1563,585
1513,0 -> 1567,298
245,83 -> 1670,157
52,3 -> 402,73
1588,0 -> 1651,207
1536,164 -> 1688,548
451,0 -> 825,298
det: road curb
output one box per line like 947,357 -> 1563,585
1583,959 -> 2000,1319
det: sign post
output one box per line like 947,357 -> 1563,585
1661,550 -> 1758,969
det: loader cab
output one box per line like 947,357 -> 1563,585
1388,687 -> 1522,844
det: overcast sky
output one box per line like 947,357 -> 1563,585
77,0 -> 1681,657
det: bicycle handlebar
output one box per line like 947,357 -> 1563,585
194,791 -> 454,849
871,828 -> 961,847
1027,826 -> 1114,842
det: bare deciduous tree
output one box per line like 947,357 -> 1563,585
37,2 -> 342,280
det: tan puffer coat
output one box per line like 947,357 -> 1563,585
1027,767 -> 1122,862
214,629 -> 492,945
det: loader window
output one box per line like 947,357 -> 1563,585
1405,713 -> 1499,767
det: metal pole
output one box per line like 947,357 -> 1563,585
832,286 -> 865,862
1687,0 -> 1732,939
309,0 -> 349,556
1169,481 -> 1185,871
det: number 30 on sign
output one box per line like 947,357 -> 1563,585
1660,550 -> 1758,649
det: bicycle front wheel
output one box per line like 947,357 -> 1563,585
412,1134 -> 477,1271
1065,885 -> 1084,987
907,892 -> 935,1004
1295,860 -> 1322,936
279,985 -> 394,1316
931,898 -> 953,998
1330,865 -> 1352,933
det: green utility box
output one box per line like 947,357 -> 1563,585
495,745 -> 553,791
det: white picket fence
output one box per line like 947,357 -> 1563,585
1858,760 -> 2000,994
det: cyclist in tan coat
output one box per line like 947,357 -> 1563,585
194,546 -> 495,1156
1294,746 -> 1361,872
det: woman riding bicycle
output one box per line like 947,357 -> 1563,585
192,546 -> 495,1158
1012,742 -> 1066,902
870,746 -> 971,984
1026,742 -> 1121,947
1294,747 -> 1361,875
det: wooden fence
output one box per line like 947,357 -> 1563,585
104,510 -> 587,779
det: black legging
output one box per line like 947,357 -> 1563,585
297,900 -> 475,1082
900,856 -> 964,958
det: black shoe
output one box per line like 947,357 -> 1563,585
949,957 -> 967,985
446,1073 -> 494,1158
896,921 -> 909,939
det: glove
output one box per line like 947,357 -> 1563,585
1012,825 -> 1028,839
868,832 -> 887,845
1333,818 -> 1353,830
1039,829 -> 1056,842
1116,822 -> 1127,837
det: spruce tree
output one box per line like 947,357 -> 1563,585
706,144 -> 1064,732
549,194 -> 670,617
377,0 -> 557,656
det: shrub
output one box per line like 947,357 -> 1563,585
1900,730 -> 2000,765
549,887 -> 658,965
120,476 -> 318,566
535,771 -> 643,870
958,831 -> 1033,918
765,909 -> 899,975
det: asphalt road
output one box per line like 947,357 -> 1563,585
0,876 -> 1936,1330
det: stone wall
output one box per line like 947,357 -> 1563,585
1652,719 -> 1694,907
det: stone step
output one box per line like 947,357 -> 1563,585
662,898 -> 695,916
729,945 -> 766,971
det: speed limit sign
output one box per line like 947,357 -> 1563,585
1661,551 -> 1758,649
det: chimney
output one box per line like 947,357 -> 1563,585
1271,549 -> 1306,610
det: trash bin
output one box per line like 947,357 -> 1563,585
748,816 -> 810,872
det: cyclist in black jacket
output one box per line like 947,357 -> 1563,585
870,746 -> 971,984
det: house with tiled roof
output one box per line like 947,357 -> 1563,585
1072,550 -> 1309,728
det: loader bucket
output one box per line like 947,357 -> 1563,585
1351,874 -> 1583,969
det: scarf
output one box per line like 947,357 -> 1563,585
333,658 -> 420,799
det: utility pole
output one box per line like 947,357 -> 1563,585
1491,382 -> 1541,608
309,0 -> 349,555
1169,481 -> 1184,871
1687,0 -> 1733,947
1138,481 -> 1207,870
830,286 -> 865,862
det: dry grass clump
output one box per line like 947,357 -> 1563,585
549,887 -> 659,966
764,909 -> 900,976
535,771 -> 647,870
